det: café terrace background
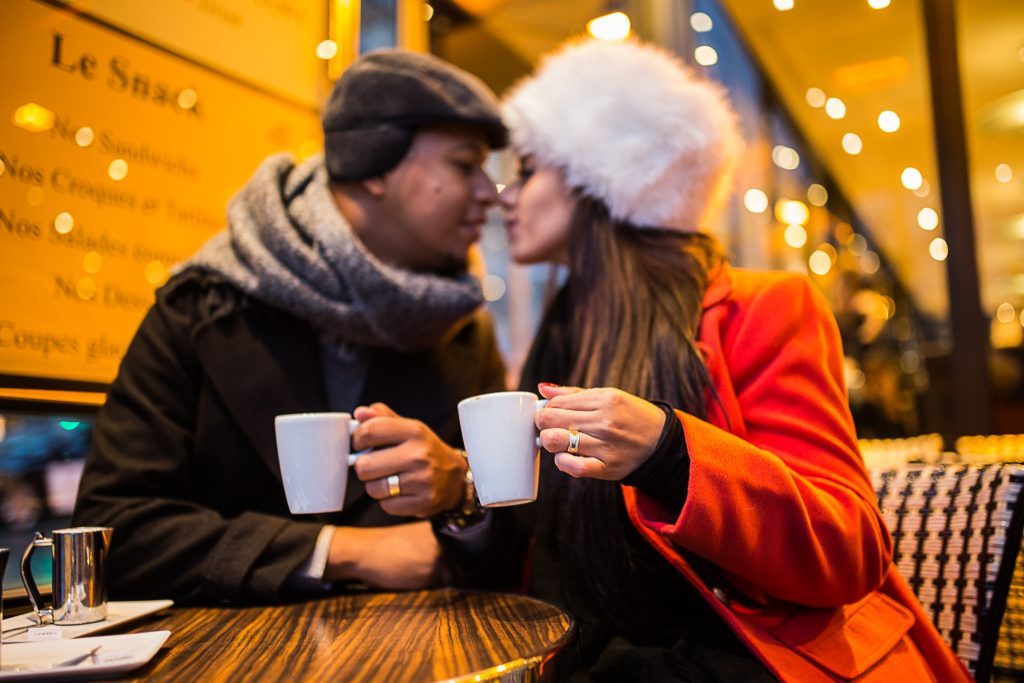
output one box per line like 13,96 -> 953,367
2,0 -> 1022,443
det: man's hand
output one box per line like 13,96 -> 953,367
325,522 -> 439,589
351,403 -> 467,517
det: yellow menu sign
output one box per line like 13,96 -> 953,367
61,0 -> 327,108
1,0 -> 322,385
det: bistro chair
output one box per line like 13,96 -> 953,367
954,435 -> 1024,679
869,464 -> 1024,682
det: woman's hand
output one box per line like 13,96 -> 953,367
535,383 -> 666,480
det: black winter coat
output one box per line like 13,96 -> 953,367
72,270 -> 505,604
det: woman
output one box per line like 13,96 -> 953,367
441,39 -> 969,682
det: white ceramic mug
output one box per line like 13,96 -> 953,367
274,412 -> 367,514
458,391 -> 546,507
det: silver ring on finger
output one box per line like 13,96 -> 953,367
567,428 -> 582,455
386,474 -> 401,498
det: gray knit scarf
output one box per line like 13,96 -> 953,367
185,153 -> 484,352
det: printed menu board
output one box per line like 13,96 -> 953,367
0,0 -> 323,385
61,0 -> 327,108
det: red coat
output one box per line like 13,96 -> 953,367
623,265 -> 970,682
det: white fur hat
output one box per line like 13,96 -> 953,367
502,39 -> 742,232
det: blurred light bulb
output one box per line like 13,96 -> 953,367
825,97 -> 846,119
771,145 -> 800,170
75,126 -> 94,147
784,224 -> 808,248
861,250 -> 880,273
108,159 -> 128,181
315,40 -> 338,60
807,183 -> 828,206
694,46 -> 718,66
744,188 -> 769,213
848,233 -> 868,255
482,274 -> 506,301
145,261 -> 167,285
177,88 -> 198,109
842,132 -> 863,155
54,211 -> 74,234
77,277 -> 96,300
901,167 -> 923,190
775,199 -> 810,225
806,88 -> 826,108
877,110 -> 900,132
83,251 -> 102,274
587,12 -> 631,41
12,102 -> 54,132
809,250 -> 832,275
917,207 -> 939,230
690,12 -> 713,32
929,237 -> 948,261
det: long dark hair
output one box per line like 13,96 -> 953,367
565,197 -> 720,408
556,195 -> 724,633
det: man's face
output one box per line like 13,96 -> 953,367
375,126 -> 498,273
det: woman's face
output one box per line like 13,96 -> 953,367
500,156 -> 576,265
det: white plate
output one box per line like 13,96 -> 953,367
2,601 -> 173,643
0,631 -> 170,680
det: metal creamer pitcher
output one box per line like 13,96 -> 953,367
21,526 -> 113,625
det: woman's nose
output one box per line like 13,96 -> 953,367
499,182 -> 519,207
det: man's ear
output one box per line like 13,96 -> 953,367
362,174 -> 388,198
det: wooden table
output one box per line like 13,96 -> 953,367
115,589 -> 574,682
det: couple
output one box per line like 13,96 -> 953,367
74,41 -> 967,681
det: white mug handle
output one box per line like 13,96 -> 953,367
535,399 -> 548,448
347,419 -> 372,466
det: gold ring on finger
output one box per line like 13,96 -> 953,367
567,428 -> 581,455
386,474 -> 401,498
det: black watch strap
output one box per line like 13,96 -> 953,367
434,450 -> 487,532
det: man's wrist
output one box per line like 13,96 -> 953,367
325,526 -> 364,582
434,450 -> 486,532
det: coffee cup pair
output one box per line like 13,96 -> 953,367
275,391 -> 547,513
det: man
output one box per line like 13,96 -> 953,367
72,50 -> 507,604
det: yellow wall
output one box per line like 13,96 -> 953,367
1,0 -> 325,387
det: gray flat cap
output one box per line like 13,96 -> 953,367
323,49 -> 507,181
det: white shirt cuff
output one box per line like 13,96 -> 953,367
290,525 -> 336,587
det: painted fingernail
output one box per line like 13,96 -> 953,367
538,382 -> 560,388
